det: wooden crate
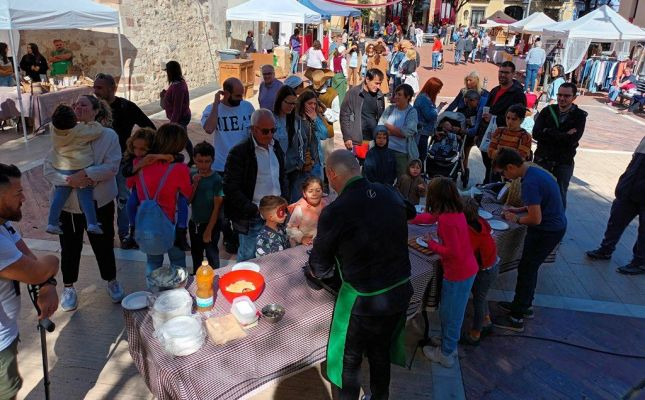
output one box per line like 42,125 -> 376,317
244,83 -> 254,99
219,59 -> 255,87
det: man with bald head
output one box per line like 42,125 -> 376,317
202,77 -> 256,172
223,109 -> 288,261
258,65 -> 283,110
202,78 -> 255,253
309,149 -> 414,399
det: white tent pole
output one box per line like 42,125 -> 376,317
8,28 -> 28,142
117,9 -> 127,100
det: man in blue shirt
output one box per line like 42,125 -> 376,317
492,148 -> 567,332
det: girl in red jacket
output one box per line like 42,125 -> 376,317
461,197 -> 499,345
420,177 -> 478,368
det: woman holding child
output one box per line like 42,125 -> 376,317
43,95 -> 125,311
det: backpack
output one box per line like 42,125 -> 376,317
134,164 -> 176,255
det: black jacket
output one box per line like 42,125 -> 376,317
19,54 -> 48,82
533,104 -> 587,166
223,137 -> 289,233
340,85 -> 386,145
363,142 -> 397,185
479,80 -> 526,135
615,142 -> 645,204
309,177 -> 414,316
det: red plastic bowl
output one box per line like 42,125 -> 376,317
218,270 -> 265,303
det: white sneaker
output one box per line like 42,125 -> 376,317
107,280 -> 124,303
87,224 -> 104,235
422,345 -> 456,368
46,224 -> 64,235
60,287 -> 78,311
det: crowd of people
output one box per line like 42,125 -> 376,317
2,19 -> 645,400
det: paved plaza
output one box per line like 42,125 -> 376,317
1,44 -> 644,399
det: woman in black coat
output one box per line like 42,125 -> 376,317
19,43 -> 49,82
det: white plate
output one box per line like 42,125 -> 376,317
478,209 -> 493,220
122,291 -> 151,311
415,205 -> 426,214
231,262 -> 261,272
416,237 -> 429,248
489,220 -> 510,231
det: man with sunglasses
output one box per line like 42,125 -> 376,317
258,65 -> 283,110
532,82 -> 587,208
223,109 -> 288,261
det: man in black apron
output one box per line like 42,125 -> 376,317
308,150 -> 414,400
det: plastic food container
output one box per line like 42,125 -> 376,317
231,296 -> 258,326
156,315 -> 205,356
151,288 -> 193,330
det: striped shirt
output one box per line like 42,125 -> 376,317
488,127 -> 532,160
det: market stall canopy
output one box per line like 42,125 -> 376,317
226,0 -> 322,24
481,10 -> 517,26
509,12 -> 556,35
0,0 -> 119,30
298,0 -> 360,19
542,5 -> 645,41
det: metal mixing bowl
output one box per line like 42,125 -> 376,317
261,304 -> 285,323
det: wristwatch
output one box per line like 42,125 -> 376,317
38,277 -> 58,289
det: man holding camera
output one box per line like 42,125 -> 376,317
0,164 -> 59,399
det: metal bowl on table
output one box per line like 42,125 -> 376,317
261,304 -> 285,323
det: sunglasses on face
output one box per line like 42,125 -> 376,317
257,127 -> 276,135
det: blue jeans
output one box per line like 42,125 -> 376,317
290,50 -> 300,74
511,227 -> 566,319
0,75 -> 14,87
432,52 -> 440,69
116,164 -> 130,237
471,263 -> 499,331
608,86 -> 621,102
145,245 -> 186,289
49,169 -> 98,227
237,216 -> 264,261
525,64 -> 541,92
454,50 -> 463,64
439,275 -> 475,355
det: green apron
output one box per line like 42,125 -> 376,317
326,260 -> 409,388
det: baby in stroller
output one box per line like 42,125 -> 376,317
426,112 -> 465,181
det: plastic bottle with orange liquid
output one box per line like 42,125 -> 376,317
195,259 -> 214,312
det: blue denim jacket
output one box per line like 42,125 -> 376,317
413,93 -> 437,136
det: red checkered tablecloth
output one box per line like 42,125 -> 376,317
124,237 -> 439,400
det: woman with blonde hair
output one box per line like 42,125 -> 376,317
367,43 -> 389,95
446,71 -> 486,111
399,48 -> 419,93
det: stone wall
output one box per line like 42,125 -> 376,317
19,0 -> 230,104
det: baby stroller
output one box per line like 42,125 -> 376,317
425,111 -> 466,182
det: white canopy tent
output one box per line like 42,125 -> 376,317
0,0 -> 123,141
509,12 -> 556,35
542,5 -> 645,73
226,0 -> 322,24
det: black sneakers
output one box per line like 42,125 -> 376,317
616,262 -> 645,275
585,249 -> 612,260
497,301 -> 534,319
493,315 -> 525,333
